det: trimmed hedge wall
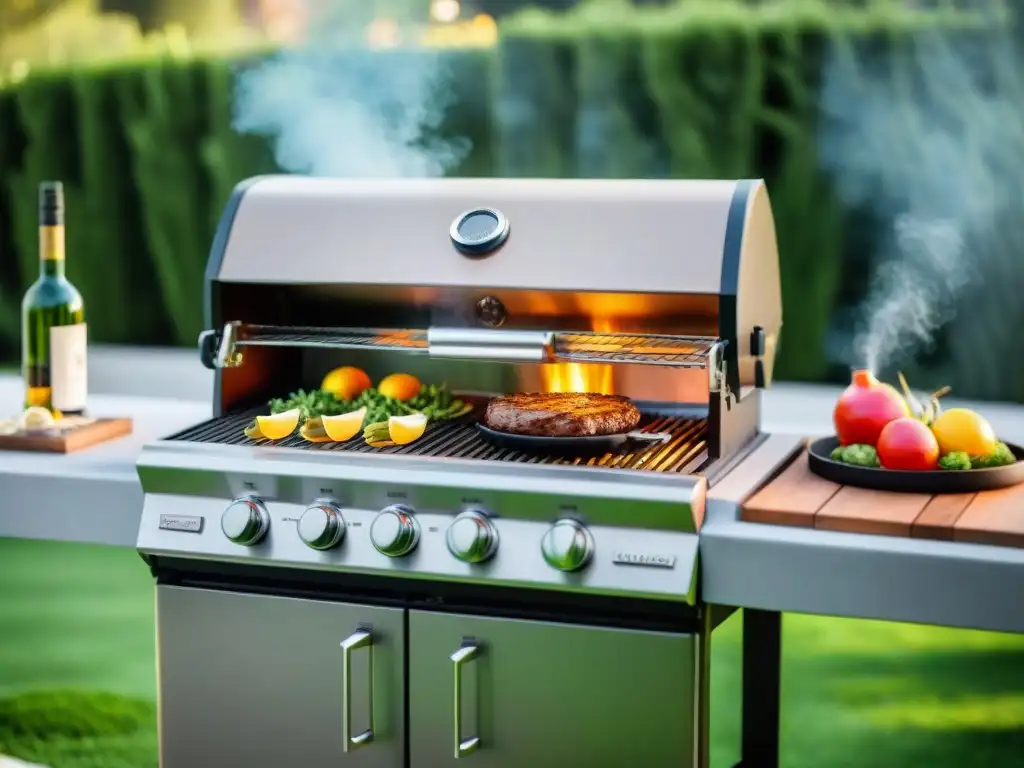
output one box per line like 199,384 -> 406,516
0,1 -> 1008,388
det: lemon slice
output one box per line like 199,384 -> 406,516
388,413 -> 428,445
18,406 -> 56,432
321,407 -> 367,442
244,408 -> 300,441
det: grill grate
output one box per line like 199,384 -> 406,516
232,324 -> 718,368
166,413 -> 707,474
553,333 -> 717,367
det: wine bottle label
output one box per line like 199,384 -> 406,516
39,226 -> 65,261
50,323 -> 88,411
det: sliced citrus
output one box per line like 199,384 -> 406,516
321,407 -> 367,442
388,413 -> 428,445
930,408 -> 997,456
18,406 -> 56,432
378,373 -> 422,402
321,367 -> 372,400
245,408 -> 300,441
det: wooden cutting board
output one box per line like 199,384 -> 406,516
742,447 -> 1024,549
0,417 -> 133,453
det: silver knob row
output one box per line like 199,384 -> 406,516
221,498 -> 593,573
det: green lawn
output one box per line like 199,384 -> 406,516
1,538 -> 1022,768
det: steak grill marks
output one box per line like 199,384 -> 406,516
167,413 -> 708,474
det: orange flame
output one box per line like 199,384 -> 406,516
540,320 -> 615,394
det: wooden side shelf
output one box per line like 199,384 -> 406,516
0,417 -> 133,454
742,448 -> 1024,549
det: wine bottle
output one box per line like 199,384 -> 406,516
21,181 -> 87,415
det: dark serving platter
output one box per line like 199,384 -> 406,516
807,437 -> 1024,494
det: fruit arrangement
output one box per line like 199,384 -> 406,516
829,369 -> 1014,472
245,368 -> 472,448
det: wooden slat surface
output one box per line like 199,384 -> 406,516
816,487 -> 932,537
0,418 -> 133,453
955,486 -> 1024,549
742,453 -> 840,527
740,447 -> 1024,549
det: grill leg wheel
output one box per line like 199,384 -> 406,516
734,608 -> 782,768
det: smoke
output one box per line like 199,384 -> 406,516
818,23 -> 1023,376
232,4 -> 470,178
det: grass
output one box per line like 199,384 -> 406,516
0,538 -> 1022,768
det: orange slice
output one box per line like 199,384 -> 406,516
388,413 -> 428,445
245,408 -> 300,441
321,407 -> 367,442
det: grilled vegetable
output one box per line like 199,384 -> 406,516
830,444 -> 881,468
938,451 -> 972,471
970,442 -> 1015,469
877,417 -> 940,470
833,369 -> 910,446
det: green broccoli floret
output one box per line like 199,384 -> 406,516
971,442 -> 1016,469
938,451 -> 972,471
831,444 -> 880,467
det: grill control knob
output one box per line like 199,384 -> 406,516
446,509 -> 499,564
221,496 -> 270,546
541,519 -> 594,572
298,501 -> 346,551
371,505 -> 420,558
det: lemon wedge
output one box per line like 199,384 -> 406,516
388,413 -> 428,445
244,408 -> 300,441
299,420 -> 334,444
321,407 -> 367,442
18,406 -> 56,432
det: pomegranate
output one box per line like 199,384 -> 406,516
876,417 -> 940,471
833,369 -> 910,446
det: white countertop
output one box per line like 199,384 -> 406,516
1,347 -> 1023,633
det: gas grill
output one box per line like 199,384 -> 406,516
136,176 -> 783,768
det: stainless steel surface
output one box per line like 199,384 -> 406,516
446,510 -> 499,564
156,586 -> 406,768
299,500 -> 347,551
370,505 -> 421,558
541,519 -> 595,573
342,629 -> 376,752
450,644 -> 482,758
407,611 -> 697,767
427,328 -> 553,363
220,496 -> 269,546
215,321 -> 243,368
165,412 -> 709,475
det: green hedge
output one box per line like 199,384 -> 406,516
0,0 -> 1006,387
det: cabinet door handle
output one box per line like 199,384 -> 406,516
450,643 -> 482,758
341,629 -> 375,752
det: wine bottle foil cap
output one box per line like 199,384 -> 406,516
39,181 -> 64,224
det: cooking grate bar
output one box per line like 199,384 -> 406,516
237,326 -> 428,353
553,333 -> 718,367
165,412 -> 707,474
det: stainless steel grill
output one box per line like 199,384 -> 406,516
167,412 -> 708,473
137,176 -> 786,768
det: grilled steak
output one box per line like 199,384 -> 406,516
484,393 -> 641,437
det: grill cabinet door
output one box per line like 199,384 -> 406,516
408,610 -> 696,768
157,586 -> 405,768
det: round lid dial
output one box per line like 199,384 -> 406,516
446,509 -> 499,564
298,501 -> 346,551
221,496 -> 270,546
541,519 -> 594,572
370,505 -> 420,558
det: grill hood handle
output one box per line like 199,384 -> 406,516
427,328 -> 554,363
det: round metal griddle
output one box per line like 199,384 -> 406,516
807,437 -> 1024,494
476,424 -> 672,456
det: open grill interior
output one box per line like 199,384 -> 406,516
167,412 -> 709,474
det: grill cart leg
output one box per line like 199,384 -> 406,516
734,608 -> 782,768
